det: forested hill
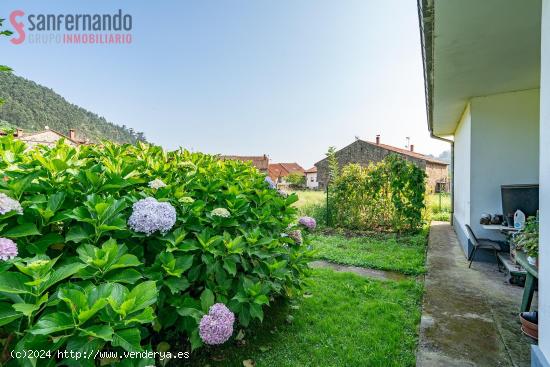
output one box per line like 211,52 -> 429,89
0,72 -> 145,143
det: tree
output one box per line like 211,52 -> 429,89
286,172 -> 305,188
326,146 -> 339,182
0,18 -> 13,106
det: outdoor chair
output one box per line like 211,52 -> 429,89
465,224 -> 502,268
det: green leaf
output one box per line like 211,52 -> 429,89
0,272 -> 32,294
64,336 -> 105,367
47,192 -> 66,212
77,299 -> 108,324
189,329 -> 203,351
124,307 -> 155,325
31,312 -> 74,335
108,254 -> 142,270
112,328 -> 142,352
200,288 -> 215,312
254,294 -> 270,305
12,303 -> 38,317
39,263 -> 87,293
65,225 -> 91,243
0,302 -> 23,326
176,307 -> 203,321
3,223 -> 40,238
28,233 -> 64,254
163,277 -> 190,294
80,324 -> 113,341
104,269 -> 142,284
126,281 -> 157,314
249,303 -> 264,321
223,258 -> 237,276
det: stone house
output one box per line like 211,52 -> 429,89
1,127 -> 88,148
315,136 -> 449,192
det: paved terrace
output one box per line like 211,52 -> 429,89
417,222 -> 536,367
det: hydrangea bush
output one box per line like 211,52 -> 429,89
0,137 -> 312,366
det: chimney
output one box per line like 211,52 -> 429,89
410,144 -> 414,152
16,129 -> 23,137
375,134 -> 380,144
69,129 -> 76,140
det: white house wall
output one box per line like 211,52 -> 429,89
470,89 -> 540,245
452,89 -> 540,256
536,0 -> 550,364
453,104 -> 472,252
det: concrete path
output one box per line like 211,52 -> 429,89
417,222 -> 535,367
309,260 -> 409,281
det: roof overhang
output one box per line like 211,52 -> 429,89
418,0 -> 541,136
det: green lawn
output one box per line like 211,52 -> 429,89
310,230 -> 428,275
291,190 -> 325,209
190,269 -> 423,367
427,193 -> 451,222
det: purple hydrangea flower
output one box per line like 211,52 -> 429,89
287,230 -> 302,245
0,193 -> 23,215
128,197 -> 176,235
0,238 -> 18,260
298,216 -> 316,230
199,303 -> 235,345
264,176 -> 276,189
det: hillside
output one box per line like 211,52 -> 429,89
0,72 -> 144,143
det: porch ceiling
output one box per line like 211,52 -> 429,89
420,0 -> 541,136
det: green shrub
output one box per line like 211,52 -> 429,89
285,172 -> 305,189
329,155 -> 426,232
0,137 -> 312,366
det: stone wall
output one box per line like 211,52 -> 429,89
426,162 -> 449,193
316,140 -> 447,192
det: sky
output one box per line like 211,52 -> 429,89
0,0 -> 450,168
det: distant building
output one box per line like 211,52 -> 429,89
1,128 -> 88,148
315,135 -> 449,192
268,163 -> 305,188
219,155 -> 270,174
305,167 -> 318,189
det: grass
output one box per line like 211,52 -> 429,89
310,229 -> 428,275
291,190 -> 325,210
426,193 -> 451,222
189,269 -> 423,367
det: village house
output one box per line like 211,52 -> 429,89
305,166 -> 318,189
219,155 -> 270,174
268,163 -> 305,188
0,127 -> 88,148
315,135 -> 449,192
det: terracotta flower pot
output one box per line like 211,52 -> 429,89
520,312 -> 538,340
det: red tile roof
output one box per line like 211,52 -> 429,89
364,140 -> 448,165
268,163 -> 305,181
220,155 -> 269,171
305,166 -> 317,173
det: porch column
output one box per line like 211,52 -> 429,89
535,0 -> 550,365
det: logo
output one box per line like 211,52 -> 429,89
9,10 -> 25,44
6,9 -> 133,45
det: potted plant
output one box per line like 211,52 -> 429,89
512,216 -> 539,267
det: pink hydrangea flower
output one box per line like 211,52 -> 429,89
298,216 -> 316,230
199,303 -> 235,345
0,238 -> 18,260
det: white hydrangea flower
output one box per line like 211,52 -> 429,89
0,193 -> 23,215
211,208 -> 230,218
148,179 -> 167,189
